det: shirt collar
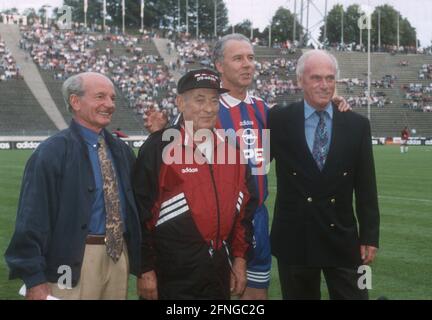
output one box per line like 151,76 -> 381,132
76,122 -> 103,146
220,91 -> 252,108
181,125 -> 224,147
304,100 -> 333,120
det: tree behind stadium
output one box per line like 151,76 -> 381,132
262,7 -> 304,45
319,4 -> 416,47
61,0 -> 229,36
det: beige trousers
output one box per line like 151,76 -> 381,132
49,243 -> 129,300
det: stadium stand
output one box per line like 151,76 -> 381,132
0,26 -> 62,134
173,36 -> 304,106
256,50 -> 303,106
333,50 -> 432,137
153,37 -> 182,82
0,36 -> 21,81
18,25 -> 171,132
1,21 -> 432,137
0,78 -> 58,134
1,23 -> 67,131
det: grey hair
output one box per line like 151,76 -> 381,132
212,33 -> 253,67
62,72 -> 114,113
296,50 -> 340,80
62,73 -> 85,113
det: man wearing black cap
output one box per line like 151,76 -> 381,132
133,69 -> 258,300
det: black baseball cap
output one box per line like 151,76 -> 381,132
177,69 -> 230,94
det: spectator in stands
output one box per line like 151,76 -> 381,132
418,64 -> 432,80
5,72 -> 141,300
252,57 -> 300,105
338,76 -> 394,108
19,25 -> 176,121
0,37 -> 21,81
402,82 -> 432,111
112,127 -> 128,138
175,35 -> 211,67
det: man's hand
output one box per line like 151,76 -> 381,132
332,96 -> 352,112
360,245 -> 378,265
143,107 -> 168,133
25,283 -> 50,300
240,287 -> 268,300
230,257 -> 247,297
137,270 -> 158,300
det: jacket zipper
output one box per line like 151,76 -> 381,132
208,164 -> 221,253
223,240 -> 233,268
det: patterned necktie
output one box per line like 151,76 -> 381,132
98,136 -> 123,262
312,111 -> 329,171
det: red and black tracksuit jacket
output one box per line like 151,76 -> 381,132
133,124 -> 257,299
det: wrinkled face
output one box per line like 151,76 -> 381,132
177,88 -> 220,132
215,40 -> 255,90
70,75 -> 116,133
298,54 -> 336,110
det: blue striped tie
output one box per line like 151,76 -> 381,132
312,111 -> 329,171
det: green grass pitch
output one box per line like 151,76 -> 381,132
0,146 -> 431,299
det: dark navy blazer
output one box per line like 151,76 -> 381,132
5,120 -> 142,288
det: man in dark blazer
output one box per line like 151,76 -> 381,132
269,50 -> 380,300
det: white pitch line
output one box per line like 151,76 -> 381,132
378,195 -> 432,204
